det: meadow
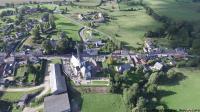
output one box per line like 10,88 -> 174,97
81,93 -> 126,112
158,68 -> 200,109
54,14 -> 81,41
97,9 -> 162,48
143,0 -> 200,22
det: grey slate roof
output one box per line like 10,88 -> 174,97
49,64 -> 67,94
44,93 -> 71,112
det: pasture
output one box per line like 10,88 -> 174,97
97,9 -> 162,48
158,68 -> 200,109
143,0 -> 200,22
81,93 -> 126,112
54,14 -> 81,40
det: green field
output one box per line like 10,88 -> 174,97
97,9 -> 162,48
91,80 -> 109,85
0,88 -> 42,102
159,68 -> 200,109
73,0 -> 101,6
15,65 -> 27,77
81,93 -> 126,112
144,0 -> 200,22
55,14 -> 81,40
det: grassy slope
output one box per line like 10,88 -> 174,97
55,14 -> 81,41
159,68 -> 200,109
144,0 -> 200,22
81,93 -> 126,112
97,9 -> 162,48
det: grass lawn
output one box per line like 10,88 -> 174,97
73,0 -> 101,6
158,68 -> 200,109
54,14 -> 81,41
50,58 -> 61,64
81,93 -> 126,112
0,88 -> 42,102
15,65 -> 26,77
143,0 -> 200,22
92,80 -> 109,85
97,9 -> 162,48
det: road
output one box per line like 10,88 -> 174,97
60,14 -> 113,40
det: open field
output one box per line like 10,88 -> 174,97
0,88 -> 42,102
81,93 -> 126,112
55,14 -> 81,41
97,9 -> 162,48
73,0 -> 101,6
143,0 -> 200,22
158,68 -> 200,109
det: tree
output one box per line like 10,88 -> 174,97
41,12 -> 49,22
32,25 -> 41,40
136,97 -> 146,110
59,31 -> 68,39
106,56 -> 113,65
148,72 -> 159,84
56,38 -> 68,53
49,14 -> 56,29
42,40 -> 52,54
146,84 -> 157,94
123,83 -> 140,108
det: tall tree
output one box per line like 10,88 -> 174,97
32,25 -> 41,40
49,14 -> 56,29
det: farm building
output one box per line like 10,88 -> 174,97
49,64 -> 67,94
44,93 -> 71,112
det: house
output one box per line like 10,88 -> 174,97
151,62 -> 163,71
115,64 -> 131,73
85,48 -> 98,55
81,66 -> 91,79
44,93 -> 71,112
70,55 -> 98,80
49,64 -> 67,95
144,38 -> 154,53
78,13 -> 84,20
4,56 -> 15,64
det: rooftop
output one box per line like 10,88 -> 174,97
44,93 -> 71,112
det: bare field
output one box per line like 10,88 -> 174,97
0,0 -> 62,5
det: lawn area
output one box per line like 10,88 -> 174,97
15,65 -> 27,77
73,0 -> 101,6
81,93 -> 126,112
50,58 -> 61,64
158,68 -> 200,109
97,9 -> 162,48
143,0 -> 200,22
92,80 -> 109,85
54,14 -> 81,40
0,88 -> 42,102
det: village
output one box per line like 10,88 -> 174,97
0,0 -> 198,112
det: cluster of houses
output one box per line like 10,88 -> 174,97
0,51 -> 41,88
79,27 -> 107,56
73,12 -> 105,23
